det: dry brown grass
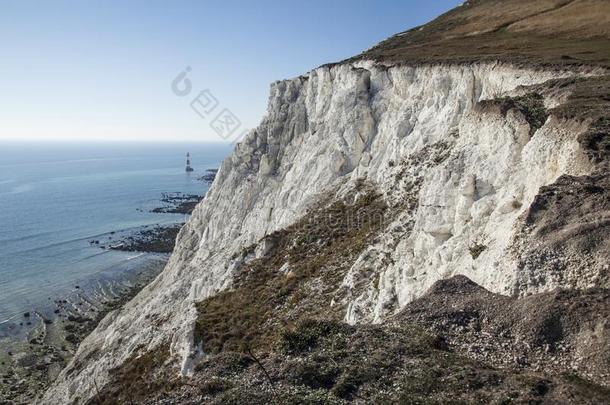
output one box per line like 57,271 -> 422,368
508,0 -> 610,38
344,0 -> 610,68
88,345 -> 176,405
195,189 -> 388,354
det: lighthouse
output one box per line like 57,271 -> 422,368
185,152 -> 194,172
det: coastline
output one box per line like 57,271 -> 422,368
0,191 -> 207,403
0,254 -> 167,404
0,146 -> 217,403
0,140 -> 226,403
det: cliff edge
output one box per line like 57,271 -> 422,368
41,1 -> 610,403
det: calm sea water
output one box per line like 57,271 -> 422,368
0,142 -> 231,324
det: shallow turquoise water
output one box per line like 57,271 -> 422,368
0,142 -> 231,323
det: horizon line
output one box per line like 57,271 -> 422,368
0,138 -> 235,144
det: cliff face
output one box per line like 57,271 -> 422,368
42,2 -> 610,404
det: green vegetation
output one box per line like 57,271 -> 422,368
279,319 -> 350,355
183,318 -> 609,404
277,320 -> 453,401
93,287 -> 610,404
495,93 -> 548,135
195,189 -> 388,354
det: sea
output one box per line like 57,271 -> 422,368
0,142 -> 231,330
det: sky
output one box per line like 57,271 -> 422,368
0,0 -> 462,143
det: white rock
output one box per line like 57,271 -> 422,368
42,61 -> 604,404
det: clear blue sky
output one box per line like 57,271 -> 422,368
0,0 -> 462,142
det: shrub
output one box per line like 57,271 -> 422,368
280,319 -> 343,355
194,190 -> 387,354
497,93 -> 548,135
288,359 -> 340,389
469,243 -> 487,259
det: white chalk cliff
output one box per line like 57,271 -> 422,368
42,59 -> 608,404
42,6 -> 610,404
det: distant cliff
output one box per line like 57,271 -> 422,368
42,1 -> 610,403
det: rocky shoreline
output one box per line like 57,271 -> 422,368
0,189 -> 205,404
108,224 -> 183,254
0,257 -> 166,404
150,192 -> 203,215
198,168 -> 218,184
